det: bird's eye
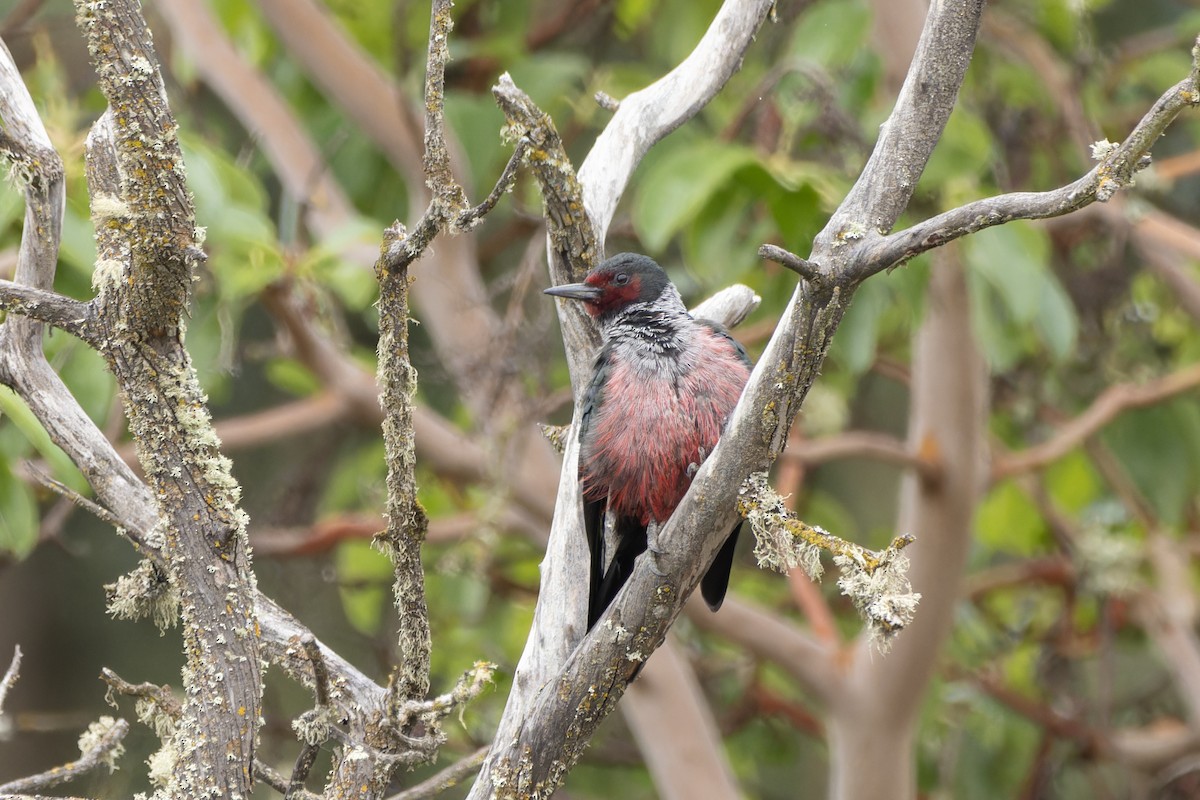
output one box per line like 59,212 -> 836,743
613,273 -> 631,286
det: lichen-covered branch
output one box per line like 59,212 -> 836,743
0,652 -> 130,794
739,472 -> 920,651
366,2 -> 516,793
386,746 -> 490,800
0,716 -> 129,794
376,222 -> 432,707
2,17 -> 426,799
73,1 -> 263,796
493,74 -> 601,384
74,0 -> 201,333
0,280 -> 95,343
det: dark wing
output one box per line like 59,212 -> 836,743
579,344 -> 614,627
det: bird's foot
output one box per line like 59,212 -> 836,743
645,521 -> 668,577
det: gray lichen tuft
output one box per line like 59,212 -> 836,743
740,472 -> 823,579
833,542 -> 921,653
537,423 -> 570,455
106,558 -> 181,633
292,706 -> 333,746
78,715 -> 126,772
740,471 -> 921,652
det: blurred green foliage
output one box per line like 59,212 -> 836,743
2,0 -> 1200,797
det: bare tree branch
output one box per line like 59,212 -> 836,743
857,41 -> 1200,279
576,0 -> 778,243
0,280 -> 94,342
0,19 -> 432,796
473,3 -> 986,794
621,638 -> 743,800
992,362 -> 1200,480
386,746 -> 490,800
376,220 -> 433,706
1138,534 -> 1200,729
786,430 -> 941,483
1132,209 -> 1200,321
493,74 -> 602,380
686,596 -> 841,705
22,460 -> 124,530
0,644 -> 20,714
830,256 -> 986,800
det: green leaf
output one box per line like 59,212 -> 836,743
1033,273 -> 1078,360
919,105 -> 995,191
975,480 -> 1048,556
1044,450 -> 1101,514
0,385 -> 89,495
633,141 -> 759,252
265,358 -> 323,397
0,458 -> 37,559
830,275 -> 887,374
1102,400 -> 1200,526
963,223 -> 1050,325
788,0 -> 872,69
336,539 -> 394,636
966,267 -> 1023,372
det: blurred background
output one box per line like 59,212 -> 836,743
2,0 -> 1200,797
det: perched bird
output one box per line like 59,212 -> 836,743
545,253 -> 752,627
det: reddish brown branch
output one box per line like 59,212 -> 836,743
785,430 -> 942,483
992,363 -> 1200,480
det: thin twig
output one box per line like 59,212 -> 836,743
758,244 -> 823,284
0,717 -> 130,794
100,668 -> 182,719
0,645 -> 21,713
991,362 -> 1200,480
385,0 -> 471,272
254,759 -> 296,796
784,430 -> 942,483
385,746 -> 490,800
963,667 -> 1103,752
23,461 -> 124,530
0,280 -> 95,343
454,137 -> 530,231
301,635 -> 331,707
287,744 -> 321,800
285,635 -> 333,797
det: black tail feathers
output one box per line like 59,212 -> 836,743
587,520 -> 740,628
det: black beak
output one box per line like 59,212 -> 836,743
544,282 -> 602,302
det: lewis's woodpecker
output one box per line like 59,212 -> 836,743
545,253 -> 752,627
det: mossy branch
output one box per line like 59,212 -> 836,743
74,3 -> 263,797
376,222 -> 432,708
739,472 -> 921,651
371,0 -> 515,777
0,716 -> 130,794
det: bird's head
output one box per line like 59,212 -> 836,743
543,253 -> 671,321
